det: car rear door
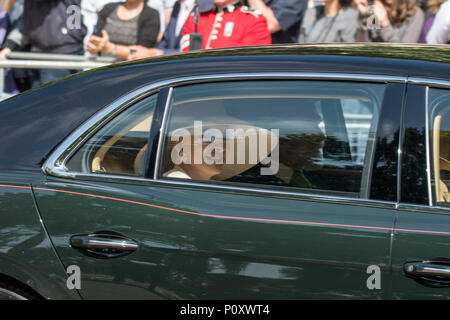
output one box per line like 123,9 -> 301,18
391,82 -> 450,298
34,74 -> 403,299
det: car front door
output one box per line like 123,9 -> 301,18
34,75 -> 403,299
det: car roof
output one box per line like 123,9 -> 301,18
0,43 -> 449,173
125,43 -> 450,79
149,43 -> 450,62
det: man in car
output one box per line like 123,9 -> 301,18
180,0 -> 272,51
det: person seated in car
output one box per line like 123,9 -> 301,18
163,124 -> 278,181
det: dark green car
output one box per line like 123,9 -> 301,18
1,44 -> 450,300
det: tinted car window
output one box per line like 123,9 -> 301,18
429,88 -> 450,206
66,94 -> 157,176
160,81 -> 384,198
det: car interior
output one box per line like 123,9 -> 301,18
90,114 -> 152,175
161,83 -> 382,198
66,81 -> 382,200
433,105 -> 450,203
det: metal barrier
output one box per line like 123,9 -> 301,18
0,52 -> 115,100
8,52 -> 117,63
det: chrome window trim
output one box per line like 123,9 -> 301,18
42,84 -> 162,178
43,72 -> 408,206
43,72 -> 407,178
424,86 -> 433,206
408,77 -> 450,89
152,179 -> 398,209
431,205 -> 450,213
397,203 -> 450,215
46,172 -> 398,209
0,288 -> 27,300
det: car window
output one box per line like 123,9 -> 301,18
160,81 -> 384,198
429,88 -> 450,206
66,94 -> 157,176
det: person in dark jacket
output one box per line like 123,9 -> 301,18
158,0 -> 214,54
86,0 -> 160,60
0,0 -> 87,87
248,0 -> 307,43
0,7 -> 18,95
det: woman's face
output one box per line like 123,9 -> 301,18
179,139 -> 225,180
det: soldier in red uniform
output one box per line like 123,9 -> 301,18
180,0 -> 272,51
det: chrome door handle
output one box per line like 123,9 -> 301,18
70,231 -> 138,259
405,263 -> 450,278
404,258 -> 450,288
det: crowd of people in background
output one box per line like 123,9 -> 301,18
0,0 -> 447,92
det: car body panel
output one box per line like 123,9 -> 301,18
391,205 -> 450,299
390,82 -> 450,298
31,71 -> 405,299
0,173 -> 80,300
0,44 -> 449,299
33,178 -> 395,299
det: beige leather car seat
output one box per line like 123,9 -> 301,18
434,113 -> 450,203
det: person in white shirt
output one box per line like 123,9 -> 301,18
426,0 -> 450,44
148,0 -> 178,25
175,0 -> 195,37
147,0 -> 177,41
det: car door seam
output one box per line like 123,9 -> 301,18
29,184 -> 83,300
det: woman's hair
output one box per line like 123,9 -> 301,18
338,0 -> 353,8
381,0 -> 418,25
424,0 -> 446,15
